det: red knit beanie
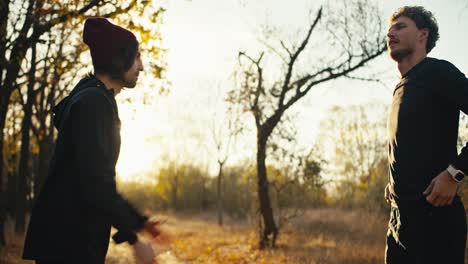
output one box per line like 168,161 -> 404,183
83,17 -> 137,70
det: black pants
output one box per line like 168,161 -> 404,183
385,197 -> 467,264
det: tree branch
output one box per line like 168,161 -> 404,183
283,42 -> 387,111
278,7 -> 323,109
238,51 -> 264,127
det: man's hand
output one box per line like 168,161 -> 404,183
133,239 -> 157,264
423,170 -> 458,206
384,183 -> 391,205
143,218 -> 167,238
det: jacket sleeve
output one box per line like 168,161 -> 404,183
71,90 -> 147,244
433,60 -> 468,173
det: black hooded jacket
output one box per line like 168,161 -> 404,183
23,76 -> 147,263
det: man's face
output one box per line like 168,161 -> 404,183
387,16 -> 427,62
122,50 -> 144,88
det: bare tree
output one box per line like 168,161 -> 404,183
227,0 -> 387,248
210,99 -> 242,226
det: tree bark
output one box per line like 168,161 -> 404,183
256,131 -> 278,248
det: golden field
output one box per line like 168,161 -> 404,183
1,208 -> 391,264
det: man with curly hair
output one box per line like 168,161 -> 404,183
385,6 -> 468,264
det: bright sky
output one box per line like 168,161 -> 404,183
115,0 -> 468,181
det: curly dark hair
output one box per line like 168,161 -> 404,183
390,6 -> 439,54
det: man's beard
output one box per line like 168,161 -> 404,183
389,47 -> 413,62
110,74 -> 137,88
124,80 -> 137,88
122,76 -> 137,88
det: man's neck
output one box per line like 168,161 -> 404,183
397,50 -> 427,77
95,74 -> 123,96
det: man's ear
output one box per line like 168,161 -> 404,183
419,28 -> 429,41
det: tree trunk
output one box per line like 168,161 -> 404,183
15,94 -> 34,234
0,92 -> 10,248
217,162 -> 224,226
6,170 -> 17,215
15,43 -> 36,234
0,92 -> 9,176
256,132 -> 278,249
0,7 -> 10,245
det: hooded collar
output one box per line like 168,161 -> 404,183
52,75 -> 113,129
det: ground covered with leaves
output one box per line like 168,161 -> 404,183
1,208 -> 391,264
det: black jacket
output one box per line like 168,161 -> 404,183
23,76 -> 147,263
388,57 -> 468,201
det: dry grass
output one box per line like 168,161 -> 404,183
1,208 -> 389,264
159,208 -> 388,264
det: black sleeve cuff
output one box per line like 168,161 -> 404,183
111,215 -> 148,245
112,231 -> 138,245
452,157 -> 468,174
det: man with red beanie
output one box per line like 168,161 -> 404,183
23,18 -> 160,264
